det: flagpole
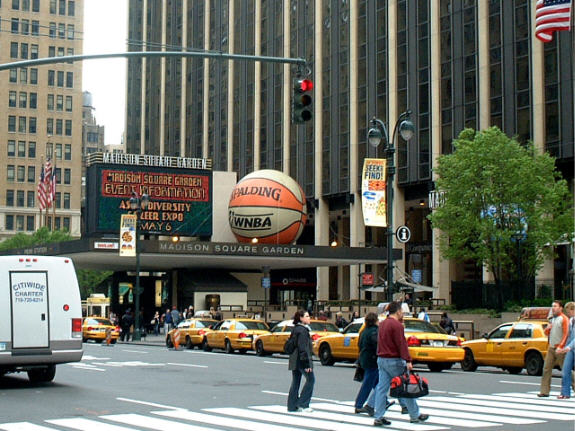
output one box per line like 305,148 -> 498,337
38,157 -> 43,228
52,159 -> 56,230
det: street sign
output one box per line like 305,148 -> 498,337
396,225 -> 411,243
261,276 -> 271,289
361,272 -> 374,286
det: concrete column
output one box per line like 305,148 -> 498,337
348,0 -> 363,301
180,0 -> 188,157
227,0 -> 235,172
282,0 -> 291,174
202,0 -> 211,158
139,0 -> 148,154
337,217 -> 345,300
159,0 -> 167,155
314,0 -> 329,301
477,0 -> 490,130
253,0 -> 262,170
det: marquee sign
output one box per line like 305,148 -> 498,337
85,153 -> 213,237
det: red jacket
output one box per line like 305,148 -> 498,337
377,317 -> 412,362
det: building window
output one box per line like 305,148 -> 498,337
7,166 -> 15,181
49,22 -> 56,38
16,190 -> 24,207
46,143 -> 53,159
65,120 -> 72,136
49,46 -> 56,57
66,72 -> 73,88
26,215 -> 35,231
63,217 -> 70,231
28,142 -> 36,158
48,70 -> 55,86
54,217 -> 61,230
57,47 -> 64,57
32,0 -> 40,12
50,0 -> 56,13
8,116 -> 16,132
57,71 -> 64,87
16,215 -> 24,231
9,91 -> 17,107
63,192 -> 70,209
56,119 -> 63,135
64,168 -> 70,184
30,68 -> 38,84
58,23 -> 65,39
6,190 -> 14,206
47,118 -> 54,134
31,20 -> 39,35
20,68 -> 27,84
11,18 -> 19,34
7,141 -> 16,157
65,96 -> 72,112
59,0 -> 65,14
20,43 -> 29,59
55,168 -> 61,183
68,1 -> 75,16
31,44 -> 38,59
64,144 -> 71,160
18,141 -> 26,157
17,165 -> 25,182
67,24 -> 74,39
19,92 -> 27,108
12,0 -> 20,9
56,95 -> 63,111
29,117 -> 37,134
10,42 -> 18,58
27,191 -> 35,207
22,0 -> 30,11
10,69 -> 18,83
47,94 -> 54,110
18,117 -> 26,133
55,192 -> 61,208
28,165 -> 35,183
21,19 -> 29,35
29,92 -> 37,109
55,143 -> 62,159
5,215 -> 14,231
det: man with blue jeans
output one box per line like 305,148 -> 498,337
373,301 -> 429,426
556,301 -> 575,399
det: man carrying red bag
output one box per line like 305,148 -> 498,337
372,301 -> 429,426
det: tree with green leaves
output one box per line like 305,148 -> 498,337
429,127 -> 573,284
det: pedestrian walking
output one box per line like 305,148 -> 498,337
373,301 -> 429,426
164,308 -> 173,334
120,309 -> 134,342
287,310 -> 315,413
354,312 -> 379,416
186,306 -> 194,319
556,301 -> 575,399
214,306 -> 223,321
170,306 -> 180,327
538,300 -> 569,397
152,311 -> 160,336
440,312 -> 456,335
335,312 -> 349,329
417,308 -> 430,322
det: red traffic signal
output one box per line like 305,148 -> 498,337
298,79 -> 314,92
292,78 -> 313,124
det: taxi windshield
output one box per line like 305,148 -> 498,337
85,318 -> 112,326
236,321 -> 269,330
344,323 -> 363,334
404,319 -> 443,333
310,322 -> 339,332
196,320 -> 214,328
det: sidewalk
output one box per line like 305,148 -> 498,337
116,333 -> 167,347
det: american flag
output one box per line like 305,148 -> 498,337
37,166 -> 47,210
43,160 -> 54,208
535,0 -> 573,43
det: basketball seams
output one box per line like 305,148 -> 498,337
235,176 -> 305,206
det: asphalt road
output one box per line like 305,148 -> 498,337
0,343 -> 573,431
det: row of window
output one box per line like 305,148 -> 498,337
9,42 -> 39,60
5,215 -> 71,233
47,94 -> 73,111
8,116 -> 73,136
9,18 -> 40,35
49,0 -> 75,16
6,0 -> 41,13
7,140 -> 37,158
6,189 -> 71,209
46,142 -> 71,160
8,91 -> 37,109
48,45 -> 74,58
48,70 -> 74,88
6,165 -> 72,184
46,118 -> 72,135
9,68 -> 38,85
48,22 -> 75,39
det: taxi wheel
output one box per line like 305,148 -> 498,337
319,344 -> 335,366
225,339 -> 234,354
185,336 -> 194,350
461,348 -> 478,372
506,367 -> 522,374
166,336 -> 174,348
27,365 -> 56,383
255,340 -> 267,356
82,338 -> 87,343
202,339 -> 212,352
525,352 -> 543,376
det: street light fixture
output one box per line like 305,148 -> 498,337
367,110 -> 415,301
129,192 -> 150,341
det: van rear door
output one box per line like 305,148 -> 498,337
10,271 -> 49,349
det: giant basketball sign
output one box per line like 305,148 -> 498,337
228,170 -> 307,244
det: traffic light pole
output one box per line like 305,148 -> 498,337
0,51 -> 308,72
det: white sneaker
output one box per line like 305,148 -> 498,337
300,407 -> 313,413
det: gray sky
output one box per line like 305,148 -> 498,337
82,0 -> 128,147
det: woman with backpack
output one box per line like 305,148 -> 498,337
287,310 -> 315,412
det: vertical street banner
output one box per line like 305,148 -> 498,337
361,158 -> 387,227
119,214 -> 137,257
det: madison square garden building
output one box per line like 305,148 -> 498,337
124,0 -> 574,305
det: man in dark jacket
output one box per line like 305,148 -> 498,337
120,309 -> 134,342
354,312 -> 379,415
287,310 -> 315,412
335,312 -> 349,329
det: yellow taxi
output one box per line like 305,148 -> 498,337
313,317 -> 465,371
204,318 -> 270,354
253,319 -> 340,356
82,317 -> 119,343
461,320 -> 549,376
166,318 -> 217,349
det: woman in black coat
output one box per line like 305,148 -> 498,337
287,310 -> 315,412
354,312 -> 380,415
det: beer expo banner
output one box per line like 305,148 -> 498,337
85,153 -> 213,236
361,158 -> 387,227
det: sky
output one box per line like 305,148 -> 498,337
82,0 -> 128,147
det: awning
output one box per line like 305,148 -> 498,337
179,270 -> 247,293
396,278 -> 437,293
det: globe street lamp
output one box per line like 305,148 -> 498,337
129,192 -> 150,341
367,110 -> 415,301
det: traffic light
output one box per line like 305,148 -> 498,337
292,78 -> 313,123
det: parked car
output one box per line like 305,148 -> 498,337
461,320 -> 549,376
253,319 -> 340,356
83,317 -> 119,344
166,318 -> 217,349
204,318 -> 270,353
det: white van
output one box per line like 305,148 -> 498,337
0,256 -> 83,382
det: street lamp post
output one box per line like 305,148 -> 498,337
129,192 -> 150,341
367,111 -> 415,302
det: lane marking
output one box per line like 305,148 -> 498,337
121,349 -> 148,354
494,392 -> 575,404
0,423 -> 59,431
71,365 -> 106,372
81,355 -> 111,361
261,390 -> 349,404
116,397 -> 183,411
103,414 -> 213,431
499,380 -> 561,388
460,393 -> 575,407
46,418 -> 134,431
167,363 -> 208,368
264,361 -> 285,365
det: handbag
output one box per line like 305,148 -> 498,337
353,363 -> 365,382
390,370 -> 429,398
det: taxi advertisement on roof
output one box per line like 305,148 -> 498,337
361,158 -> 387,227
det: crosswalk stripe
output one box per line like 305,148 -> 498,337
102,414 -> 214,431
46,418 -> 136,431
460,393 -> 575,407
495,392 -> 575,404
0,423 -> 59,431
211,406 -> 444,431
303,402 -> 501,428
415,399 -> 554,424
423,396 -> 574,420
153,409 -> 300,431
430,395 -> 574,415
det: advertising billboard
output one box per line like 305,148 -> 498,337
86,153 -> 213,237
361,158 -> 387,227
